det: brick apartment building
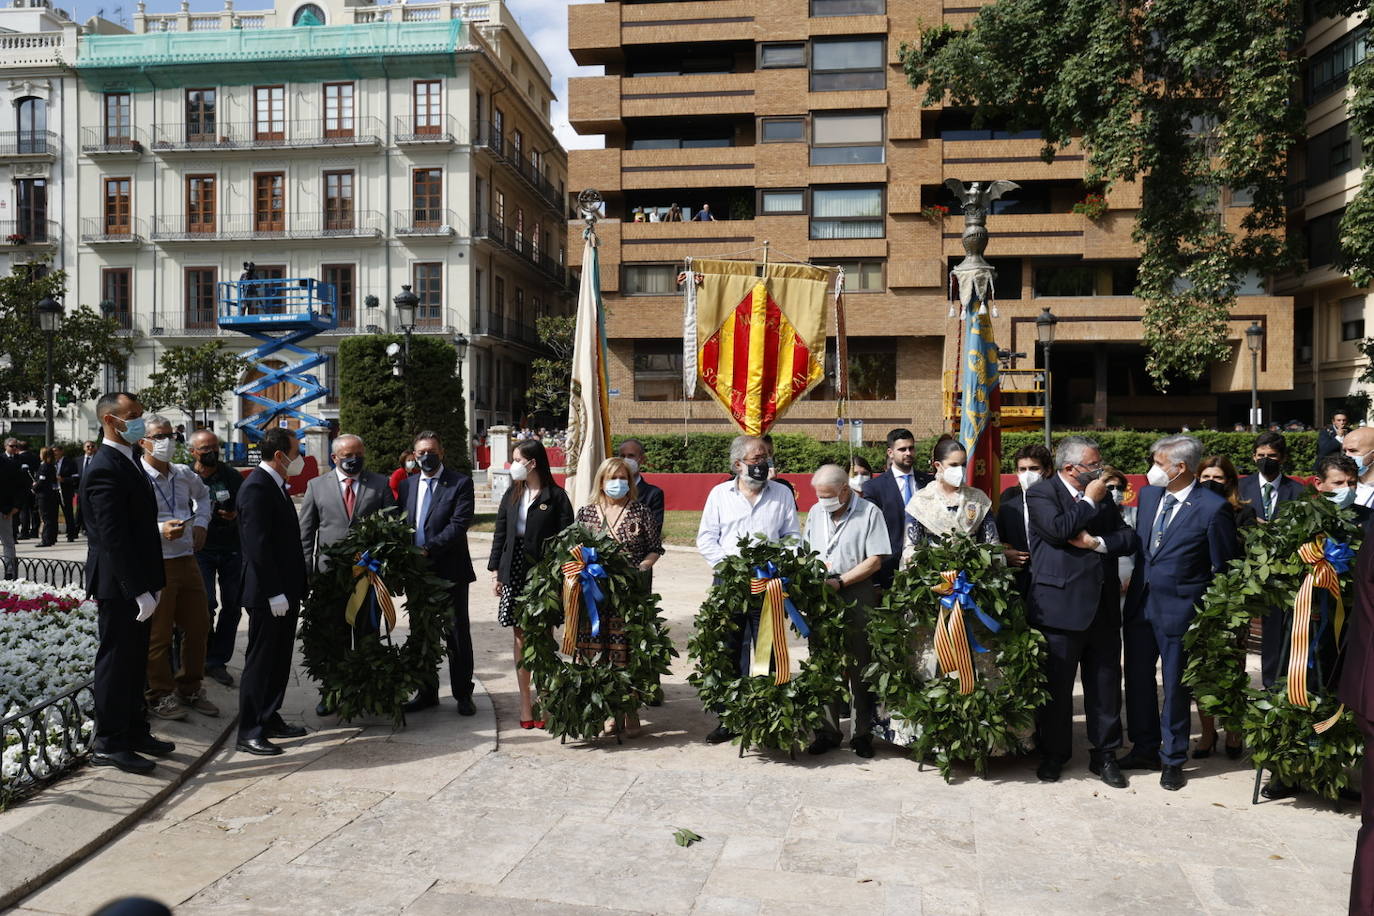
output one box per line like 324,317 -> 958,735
564,0 -> 1298,440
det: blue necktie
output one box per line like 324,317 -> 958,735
1151,494 -> 1178,555
416,477 -> 435,547
901,473 -> 915,524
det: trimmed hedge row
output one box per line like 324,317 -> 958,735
615,430 -> 1320,476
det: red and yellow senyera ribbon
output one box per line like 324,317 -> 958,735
1288,537 -> 1350,734
559,546 -> 606,655
932,570 -> 977,695
344,551 -> 397,635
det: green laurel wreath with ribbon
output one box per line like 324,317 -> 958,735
866,535 -> 1048,781
687,536 -> 851,753
516,524 -> 677,741
300,509 -> 455,725
1184,496 -> 1363,798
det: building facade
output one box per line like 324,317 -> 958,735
566,0 -> 1296,440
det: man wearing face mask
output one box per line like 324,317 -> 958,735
1120,435 -> 1239,790
82,392 -> 173,774
1238,431 -> 1302,525
1343,426 -> 1374,512
298,433 -> 396,716
1315,454 -> 1361,513
139,414 -> 218,722
863,428 -> 933,590
998,444 -> 1053,590
191,430 -> 244,687
235,428 -> 310,755
696,435 -> 800,743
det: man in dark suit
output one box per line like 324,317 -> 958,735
74,440 -> 97,536
6,438 -> 38,539
82,392 -> 174,774
398,430 -> 478,715
863,428 -> 933,590
1120,435 -> 1240,790
1025,437 -> 1140,787
1339,512 -> 1374,914
236,427 -> 309,756
1316,410 -> 1350,468
998,443 -> 1053,596
54,444 -> 79,541
0,448 -> 24,578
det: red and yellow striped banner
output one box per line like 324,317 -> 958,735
932,570 -> 976,695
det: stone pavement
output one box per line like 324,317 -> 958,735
7,535 -> 1363,915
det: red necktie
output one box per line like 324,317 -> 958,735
343,478 -> 356,519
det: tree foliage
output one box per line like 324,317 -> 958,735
140,341 -> 249,428
902,0 -> 1304,390
0,262 -> 133,414
525,314 -> 575,425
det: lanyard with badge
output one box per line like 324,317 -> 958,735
151,471 -> 176,516
823,498 -> 857,560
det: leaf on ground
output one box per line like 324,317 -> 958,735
672,827 -> 703,847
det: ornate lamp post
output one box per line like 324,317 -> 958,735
1246,320 -> 1265,433
36,295 -> 63,445
393,284 -> 418,362
1035,306 -> 1058,450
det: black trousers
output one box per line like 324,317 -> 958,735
59,484 -> 77,538
238,603 -> 299,740
1036,612 -> 1123,763
93,598 -> 151,754
35,489 -> 58,546
1351,713 -> 1374,915
419,582 -> 473,702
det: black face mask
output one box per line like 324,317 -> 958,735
198,450 -> 219,468
744,461 -> 769,482
1200,479 -> 1227,497
417,453 -> 441,474
1075,467 -> 1102,487
339,455 -> 364,476
1256,456 -> 1281,478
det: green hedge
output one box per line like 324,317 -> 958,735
615,430 -> 1320,476
338,335 -> 470,474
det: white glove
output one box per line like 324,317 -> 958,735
268,593 -> 289,618
134,592 -> 158,622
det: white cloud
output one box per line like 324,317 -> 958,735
504,0 -> 605,152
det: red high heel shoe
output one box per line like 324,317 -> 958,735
519,719 -> 546,730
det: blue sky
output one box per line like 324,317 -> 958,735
74,0 -> 601,150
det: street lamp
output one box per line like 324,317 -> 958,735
393,284 -> 418,362
454,332 -> 470,453
36,295 -> 63,445
1035,306 -> 1058,450
1246,320 -> 1265,433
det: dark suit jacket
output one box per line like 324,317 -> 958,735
1124,484 -> 1239,636
637,476 -> 666,554
1316,427 -> 1344,467
80,444 -> 165,601
0,455 -> 25,515
238,466 -> 307,607
997,486 -> 1031,552
1237,472 -> 1305,521
1339,515 -> 1374,717
1025,476 -> 1139,631
488,482 -> 574,583
863,467 -> 933,588
56,455 -> 79,490
299,469 -> 396,572
399,466 -> 477,584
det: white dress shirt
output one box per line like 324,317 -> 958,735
101,437 -> 133,462
1255,471 -> 1280,518
696,478 -> 799,567
514,484 -> 538,538
142,458 -> 210,559
1155,481 -> 1196,535
415,466 -> 444,543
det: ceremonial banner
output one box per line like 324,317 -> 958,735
565,229 -> 613,510
689,258 -> 829,436
957,290 -> 999,458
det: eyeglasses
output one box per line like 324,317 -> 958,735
147,432 -> 176,441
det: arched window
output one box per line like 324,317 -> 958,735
16,96 -> 46,154
292,3 -> 325,25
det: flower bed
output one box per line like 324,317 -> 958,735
1,581 -> 98,794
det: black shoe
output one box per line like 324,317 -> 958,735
91,750 -> 155,774
206,666 -> 234,688
456,696 -> 478,716
1261,779 -> 1300,800
402,694 -> 439,714
807,735 -> 839,755
236,737 -> 283,756
1117,749 -> 1162,771
1160,764 -> 1186,791
705,724 -> 736,745
850,735 -> 874,759
1036,758 -> 1063,782
132,735 -> 176,758
1090,754 -> 1128,789
265,721 -> 308,740
1225,740 -> 1244,760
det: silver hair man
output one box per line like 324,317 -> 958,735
1055,435 -> 1099,470
143,414 -> 172,433
331,433 -> 365,455
1150,435 -> 1203,473
811,463 -> 849,491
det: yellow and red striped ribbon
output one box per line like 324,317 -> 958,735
1288,538 -> 1347,733
932,570 -> 977,695
749,574 -> 793,685
344,551 -> 398,635
560,546 -> 592,655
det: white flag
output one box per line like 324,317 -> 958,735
564,229 -> 612,510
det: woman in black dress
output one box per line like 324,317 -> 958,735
489,439 -> 574,729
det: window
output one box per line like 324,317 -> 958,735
253,85 -> 285,141
532,221 -> 541,260
810,38 -> 884,91
514,207 -> 524,252
413,80 -> 441,134
810,187 -> 883,239
761,118 -> 806,142
513,128 -> 524,162
185,88 -> 215,143
413,168 -> 442,226
102,268 -> 132,330
1308,26 -> 1367,103
633,340 -> 709,401
811,111 -> 884,165
186,174 -> 216,233
16,96 -> 46,153
833,259 -> 883,292
104,178 -> 131,235
323,170 -> 354,231
323,82 -> 354,137
1343,296 -> 1365,341
1307,120 -> 1359,187
493,276 -> 506,333
628,135 -> 731,150
493,106 -> 504,141
414,262 -> 442,325
323,346 -> 339,406
934,109 -> 1043,141
760,43 -> 806,69
809,338 -> 896,400
293,2 -> 325,24
15,178 -> 47,239
494,188 -> 505,223
185,267 -> 217,328
253,172 -> 285,232
1308,208 -> 1345,268
811,0 -> 884,13
104,92 -> 131,145
1033,261 -> 1138,297
760,189 -> 806,214
514,287 -> 525,329
322,264 -> 355,326
623,264 -> 678,295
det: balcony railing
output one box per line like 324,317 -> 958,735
2,220 -> 59,246
474,309 -> 541,344
80,127 -> 145,155
150,117 -> 386,151
473,120 -> 564,210
395,209 -> 466,237
150,211 -> 384,241
0,131 -> 58,158
148,320 -> 225,337
394,115 -> 463,144
80,217 -> 147,244
474,214 -> 568,285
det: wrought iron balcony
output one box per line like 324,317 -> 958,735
474,214 -> 570,287
0,130 -> 58,158
81,217 -> 147,244
150,117 -> 386,152
473,120 -> 564,211
475,309 -> 540,345
1,220 -> 59,247
394,209 -> 466,237
394,115 -> 463,145
79,127 -> 145,155
150,211 -> 385,241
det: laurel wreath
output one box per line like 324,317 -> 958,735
299,509 -> 454,725
687,536 -> 851,753
515,524 -> 677,741
1183,496 -> 1363,798
866,535 -> 1048,781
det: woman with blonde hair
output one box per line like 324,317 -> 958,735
573,456 -> 663,737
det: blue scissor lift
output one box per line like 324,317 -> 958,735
217,277 -> 337,443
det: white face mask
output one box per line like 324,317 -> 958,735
817,495 -> 842,513
1146,463 -> 1179,489
509,460 -> 530,482
941,465 -> 965,488
603,478 -> 629,500
621,457 -> 640,476
1328,486 -> 1356,509
848,474 -> 870,493
148,438 -> 176,462
285,452 -> 305,478
1016,469 -> 1040,491
1109,488 -> 1125,505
